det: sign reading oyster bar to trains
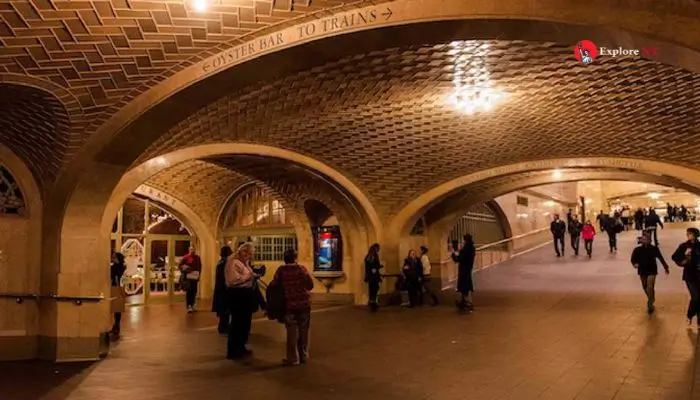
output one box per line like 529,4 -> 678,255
202,7 -> 393,74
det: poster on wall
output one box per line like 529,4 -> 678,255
312,226 -> 342,273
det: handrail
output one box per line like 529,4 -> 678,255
0,292 -> 104,305
475,227 -> 550,252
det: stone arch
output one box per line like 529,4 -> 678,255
390,157 -> 700,240
485,199 -> 513,240
0,143 -> 42,360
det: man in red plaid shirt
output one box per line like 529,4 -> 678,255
272,248 -> 314,366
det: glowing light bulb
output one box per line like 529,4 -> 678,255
193,0 -> 208,12
552,169 -> 562,179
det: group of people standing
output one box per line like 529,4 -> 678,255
211,243 -> 314,365
364,235 -> 477,313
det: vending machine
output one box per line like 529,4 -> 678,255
312,226 -> 343,273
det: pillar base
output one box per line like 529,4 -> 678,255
0,335 -> 37,361
38,334 -> 108,362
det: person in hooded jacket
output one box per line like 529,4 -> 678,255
672,227 -> 700,327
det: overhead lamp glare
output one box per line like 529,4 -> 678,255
193,0 -> 208,12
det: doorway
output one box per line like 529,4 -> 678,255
111,195 -> 195,306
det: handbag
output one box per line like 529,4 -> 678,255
186,270 -> 200,280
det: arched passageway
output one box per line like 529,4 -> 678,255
0,0 -> 698,362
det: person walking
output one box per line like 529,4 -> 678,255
568,215 -> 583,256
603,215 -> 622,253
581,220 -> 596,258
453,234 -> 476,311
419,246 -> 439,306
630,233 -> 670,314
672,228 -> 700,327
402,250 -> 423,308
550,214 -> 567,257
212,245 -> 233,334
272,248 -> 314,366
634,208 -> 645,233
110,252 -> 126,337
364,243 -> 382,312
225,242 -> 260,359
645,209 -> 664,246
179,245 -> 202,313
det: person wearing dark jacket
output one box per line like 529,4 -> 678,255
550,214 -> 567,257
364,243 -> 382,312
110,252 -> 126,337
212,245 -> 233,334
179,246 -> 203,313
402,250 -> 423,308
645,210 -> 664,246
672,228 -> 700,326
634,208 -> 645,233
568,215 -> 583,256
453,234 -> 476,311
603,216 -> 622,253
631,233 -> 669,314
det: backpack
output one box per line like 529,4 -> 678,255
265,267 -> 286,323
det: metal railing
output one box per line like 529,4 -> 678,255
441,227 -> 552,289
0,292 -> 104,305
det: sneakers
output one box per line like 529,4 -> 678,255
187,305 -> 196,313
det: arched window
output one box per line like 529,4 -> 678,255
0,165 -> 26,216
227,186 -> 293,228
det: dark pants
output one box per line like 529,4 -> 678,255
570,235 -> 580,254
584,239 -> 594,256
553,236 -> 565,256
640,274 -> 656,308
686,281 -> 700,321
635,220 -> 643,232
621,217 -> 629,230
368,281 -> 380,308
185,279 -> 198,308
227,288 -> 255,358
112,312 -> 122,334
607,232 -> 617,251
406,278 -> 421,307
217,311 -> 230,334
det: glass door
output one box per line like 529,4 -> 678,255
149,239 -> 169,303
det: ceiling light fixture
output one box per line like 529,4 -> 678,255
648,192 -> 660,200
552,169 -> 562,179
447,41 -> 507,115
193,0 -> 208,12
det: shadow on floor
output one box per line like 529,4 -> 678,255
0,360 -> 96,400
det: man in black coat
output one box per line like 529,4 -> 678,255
568,214 -> 583,256
631,233 -> 669,314
672,228 -> 700,326
551,214 -> 567,257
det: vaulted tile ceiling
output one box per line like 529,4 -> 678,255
0,1 -> 699,220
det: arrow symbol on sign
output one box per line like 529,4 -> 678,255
381,7 -> 393,20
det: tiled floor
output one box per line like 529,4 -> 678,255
3,229 -> 700,400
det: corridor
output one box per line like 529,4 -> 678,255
3,229 -> 699,400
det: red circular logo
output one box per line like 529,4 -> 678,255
574,40 -> 598,64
